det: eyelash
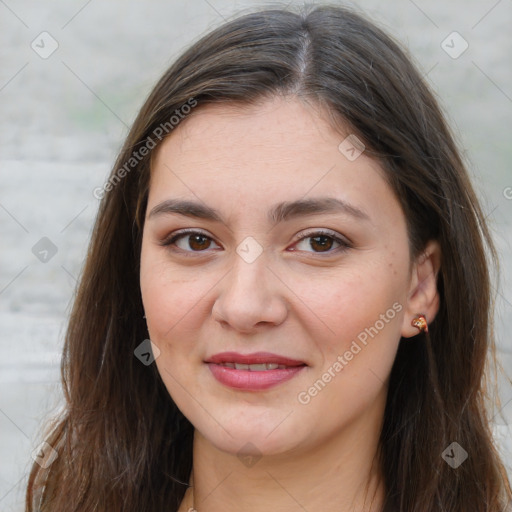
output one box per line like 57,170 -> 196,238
159,229 -> 351,257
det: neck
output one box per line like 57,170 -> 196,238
178,402 -> 386,512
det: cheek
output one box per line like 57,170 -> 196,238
140,246 -> 217,349
139,252 -> 210,403
298,268 -> 406,409
295,270 -> 405,422
301,263 -> 404,341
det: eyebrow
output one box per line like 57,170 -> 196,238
148,196 -> 371,225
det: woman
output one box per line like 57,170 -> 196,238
26,4 -> 512,511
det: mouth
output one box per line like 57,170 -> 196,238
204,351 -> 307,368
213,362 -> 293,370
204,352 -> 307,390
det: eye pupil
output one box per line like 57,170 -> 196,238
310,235 -> 333,252
189,234 -> 210,251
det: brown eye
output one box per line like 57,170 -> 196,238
292,230 -> 350,255
161,230 -> 221,254
309,235 -> 335,252
187,234 -> 212,251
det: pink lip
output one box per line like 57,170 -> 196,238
205,352 -> 307,391
205,351 -> 306,366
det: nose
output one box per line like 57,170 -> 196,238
211,250 -> 288,333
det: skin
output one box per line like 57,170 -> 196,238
139,95 -> 441,512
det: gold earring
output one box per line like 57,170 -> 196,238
411,314 -> 428,333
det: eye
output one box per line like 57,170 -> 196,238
290,230 -> 350,255
160,228 -> 351,257
160,229 -> 221,254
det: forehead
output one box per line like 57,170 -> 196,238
148,96 -> 401,228
156,96 -> 342,163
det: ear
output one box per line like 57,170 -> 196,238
401,239 -> 442,338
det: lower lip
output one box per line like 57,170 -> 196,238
207,363 -> 306,390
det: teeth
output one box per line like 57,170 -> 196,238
221,363 -> 288,371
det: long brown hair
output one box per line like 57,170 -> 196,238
26,3 -> 511,511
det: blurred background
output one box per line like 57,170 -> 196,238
0,0 -> 511,510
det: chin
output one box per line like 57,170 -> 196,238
195,409 -> 314,459
208,432 -> 298,459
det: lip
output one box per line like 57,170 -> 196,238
205,352 -> 307,391
205,351 -> 306,367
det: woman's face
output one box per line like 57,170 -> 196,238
140,96 -> 434,457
